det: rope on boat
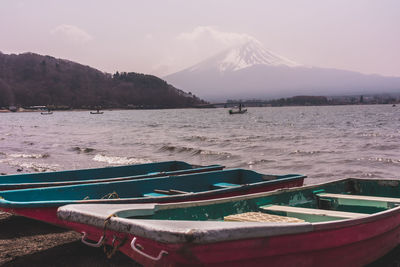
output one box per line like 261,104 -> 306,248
105,235 -> 127,259
101,191 -> 120,199
101,213 -> 127,259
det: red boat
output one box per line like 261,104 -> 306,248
58,178 -> 400,266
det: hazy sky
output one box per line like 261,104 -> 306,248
1,0 -> 399,77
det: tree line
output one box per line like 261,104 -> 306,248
0,52 -> 205,109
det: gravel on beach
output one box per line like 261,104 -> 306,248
0,212 -> 138,266
1,211 -> 400,266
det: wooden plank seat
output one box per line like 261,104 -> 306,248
154,189 -> 189,195
169,189 -> 189,194
259,205 -> 368,222
144,189 -> 190,197
317,193 -> 400,209
143,192 -> 168,197
213,182 -> 240,189
224,212 -> 305,223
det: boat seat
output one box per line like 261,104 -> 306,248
224,212 -> 305,223
153,189 -> 189,195
259,205 -> 367,222
154,189 -> 172,195
317,193 -> 400,209
143,192 -> 168,197
169,189 -> 189,194
146,171 -> 166,176
213,182 -> 240,189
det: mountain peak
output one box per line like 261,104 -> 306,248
185,40 -> 301,73
219,41 -> 300,71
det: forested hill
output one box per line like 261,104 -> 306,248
0,52 -> 206,109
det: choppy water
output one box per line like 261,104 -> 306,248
0,105 -> 399,184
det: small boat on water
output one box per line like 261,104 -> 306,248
0,169 -> 304,226
40,111 -> 53,115
90,109 -> 103,114
229,108 -> 247,114
229,103 -> 247,114
0,161 -> 223,190
59,178 -> 400,266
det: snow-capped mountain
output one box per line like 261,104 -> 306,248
186,41 -> 300,73
165,41 -> 400,101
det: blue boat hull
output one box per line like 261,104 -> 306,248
0,161 -> 223,190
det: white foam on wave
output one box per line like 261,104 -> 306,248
0,159 -> 59,172
93,154 -> 151,165
9,153 -> 50,159
358,157 -> 400,164
18,162 -> 59,172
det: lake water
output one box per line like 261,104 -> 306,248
0,105 -> 399,184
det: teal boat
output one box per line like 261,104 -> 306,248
58,178 -> 400,266
0,169 -> 305,226
0,161 -> 223,190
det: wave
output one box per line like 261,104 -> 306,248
358,157 -> 400,165
93,154 -> 152,165
0,160 -> 59,173
9,153 -> 50,159
289,150 -> 336,155
22,141 -> 35,146
247,159 -> 276,166
146,123 -> 160,128
159,145 -> 197,155
182,135 -> 210,142
159,145 -> 233,159
17,162 -> 59,172
71,146 -> 96,154
359,132 -> 398,138
362,143 -> 400,150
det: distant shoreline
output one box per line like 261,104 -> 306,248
0,102 -> 398,113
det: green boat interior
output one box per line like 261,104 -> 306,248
119,178 -> 400,223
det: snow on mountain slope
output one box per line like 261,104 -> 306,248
185,40 -> 300,73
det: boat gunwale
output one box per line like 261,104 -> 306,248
0,160 -> 186,179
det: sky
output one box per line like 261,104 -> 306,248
1,0 -> 400,77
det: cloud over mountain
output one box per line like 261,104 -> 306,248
177,26 -> 256,47
51,24 -> 93,44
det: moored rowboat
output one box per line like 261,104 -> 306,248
0,161 -> 223,190
229,108 -> 247,114
0,169 -> 305,226
59,178 -> 400,266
